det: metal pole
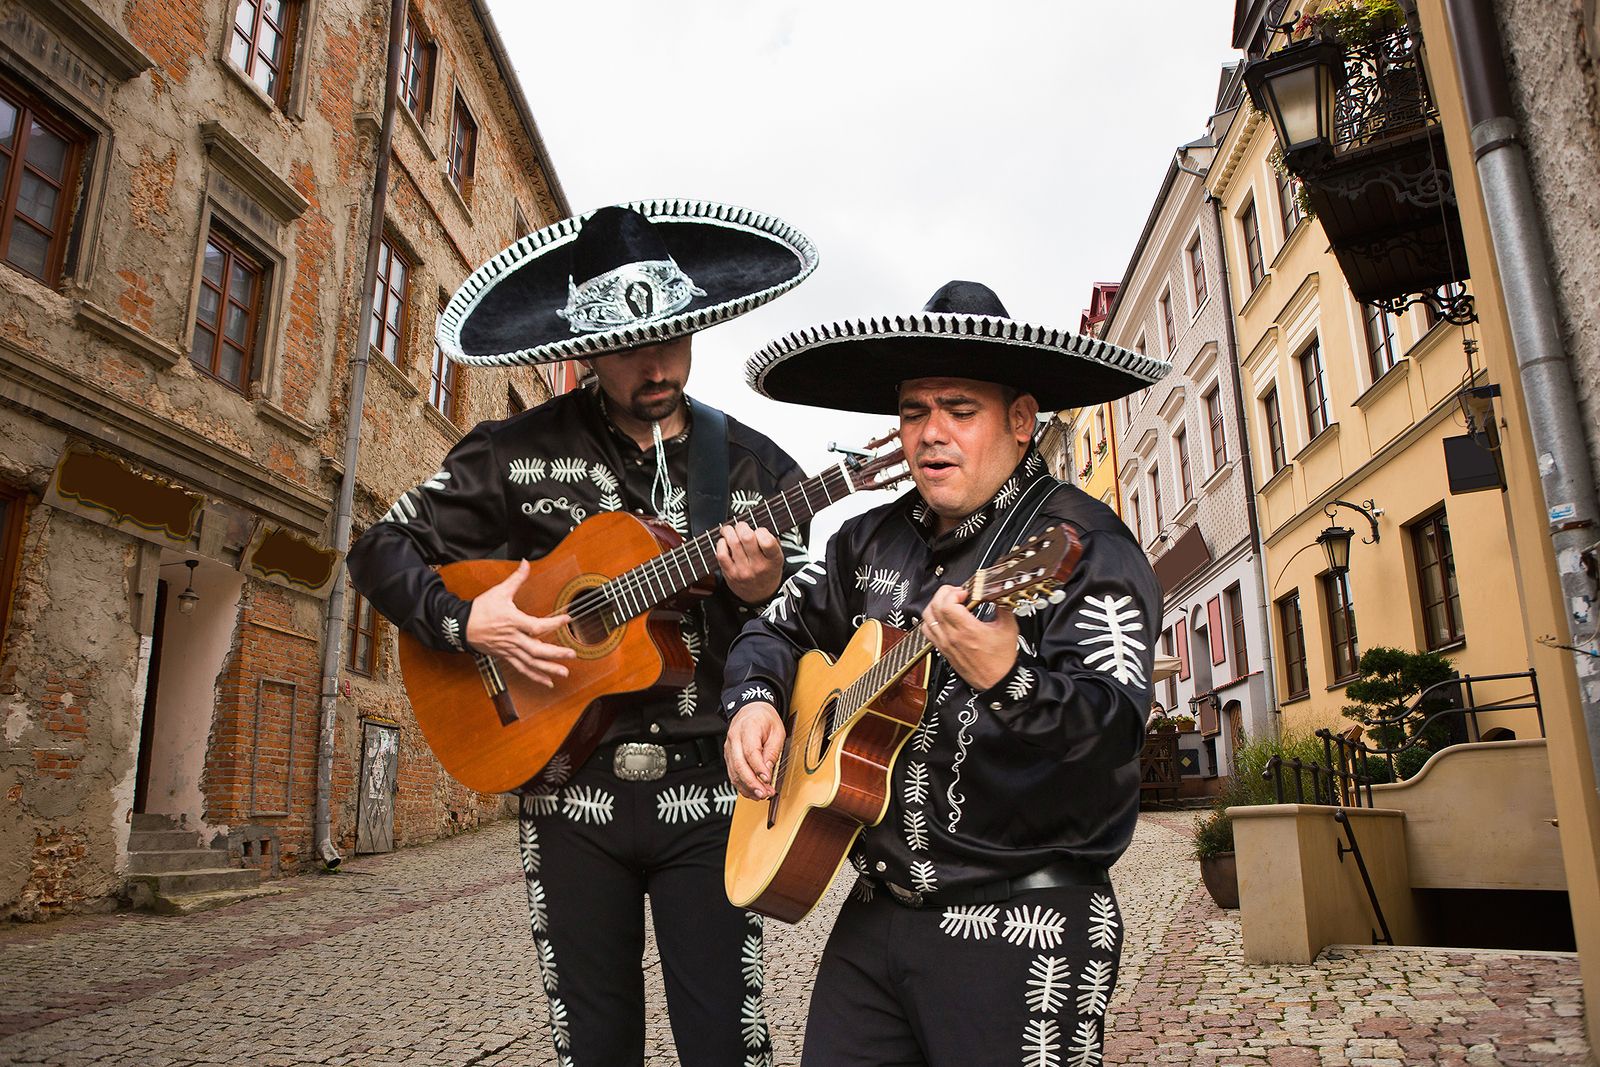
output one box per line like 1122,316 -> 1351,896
313,0 -> 407,869
1443,0 -> 1600,795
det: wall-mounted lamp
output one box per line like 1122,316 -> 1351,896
177,559 -> 200,615
1317,499 -> 1382,577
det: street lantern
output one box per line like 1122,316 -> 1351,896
1317,525 -> 1355,576
1243,38 -> 1345,162
177,559 -> 200,615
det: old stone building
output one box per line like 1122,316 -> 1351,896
0,0 -> 566,918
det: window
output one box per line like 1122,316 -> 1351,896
190,230 -> 264,391
1175,426 -> 1193,503
428,312 -> 457,419
346,582 -> 377,676
1262,387 -> 1287,473
1278,591 -> 1308,698
0,82 -> 87,286
1324,571 -> 1359,682
1364,302 -> 1402,379
1241,198 -> 1264,289
1276,168 -> 1304,237
1149,464 -> 1164,530
370,235 -> 410,364
1095,409 -> 1107,448
1411,508 -> 1463,649
1159,290 -> 1175,355
0,483 -> 24,651
400,11 -> 434,118
448,91 -> 477,196
230,0 -> 301,105
1135,333 -> 1146,355
1188,236 -> 1208,308
1205,386 -> 1227,470
1299,339 -> 1330,437
1225,582 -> 1248,678
1129,488 -> 1142,542
1161,627 -> 1177,708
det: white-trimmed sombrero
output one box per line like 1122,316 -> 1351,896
438,200 -> 818,367
746,280 -> 1171,414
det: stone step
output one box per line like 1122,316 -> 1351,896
147,884 -> 294,916
127,867 -> 260,897
128,829 -> 202,852
128,849 -> 226,874
130,812 -> 179,832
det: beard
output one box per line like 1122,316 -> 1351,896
628,381 -> 684,423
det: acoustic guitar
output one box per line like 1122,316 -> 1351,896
724,524 -> 1083,923
397,436 -> 907,794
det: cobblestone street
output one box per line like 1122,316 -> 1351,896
0,812 -> 1588,1065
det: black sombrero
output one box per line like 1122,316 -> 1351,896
746,280 -> 1171,414
437,199 -> 819,367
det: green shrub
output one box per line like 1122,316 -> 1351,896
1192,807 -> 1234,858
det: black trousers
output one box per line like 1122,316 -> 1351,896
517,757 -> 770,1067
800,880 -> 1123,1067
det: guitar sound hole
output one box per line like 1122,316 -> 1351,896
568,614 -> 612,648
805,695 -> 837,773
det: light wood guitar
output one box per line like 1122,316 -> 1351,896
397,436 -> 907,795
725,524 -> 1084,922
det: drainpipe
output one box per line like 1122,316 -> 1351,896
313,0 -> 407,870
1197,167 -> 1282,731
1442,0 -> 1600,784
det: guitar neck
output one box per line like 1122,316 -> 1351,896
597,461 -> 858,623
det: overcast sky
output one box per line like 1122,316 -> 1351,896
487,0 -> 1239,544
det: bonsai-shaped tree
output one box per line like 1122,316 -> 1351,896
1341,645 -> 1457,780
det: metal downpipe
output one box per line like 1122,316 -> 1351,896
313,0 -> 408,869
1443,0 -> 1600,787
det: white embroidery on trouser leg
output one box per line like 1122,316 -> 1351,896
1017,892 -> 1118,1067
518,796 -> 572,1060
741,911 -> 772,1066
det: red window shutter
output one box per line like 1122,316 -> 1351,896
1208,596 -> 1226,665
1176,619 -> 1190,681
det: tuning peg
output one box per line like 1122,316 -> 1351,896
1047,590 -> 1066,604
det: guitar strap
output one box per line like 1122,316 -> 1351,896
685,396 -> 730,535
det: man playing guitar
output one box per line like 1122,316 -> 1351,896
724,281 -> 1170,1066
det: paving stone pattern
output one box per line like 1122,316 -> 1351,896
0,812 -> 1587,1065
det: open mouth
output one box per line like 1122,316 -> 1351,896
919,459 -> 959,477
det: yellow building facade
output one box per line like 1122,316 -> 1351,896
1063,404 -> 1122,512
1206,82 -> 1538,742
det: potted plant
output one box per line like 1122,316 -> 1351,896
1171,713 -> 1197,732
1297,0 -> 1404,46
1192,805 -> 1240,908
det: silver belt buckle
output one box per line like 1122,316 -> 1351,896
886,881 -> 924,907
613,742 -> 668,781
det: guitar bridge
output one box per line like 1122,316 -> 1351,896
474,654 -> 520,726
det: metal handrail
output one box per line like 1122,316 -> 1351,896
1356,669 -> 1543,777
1334,808 -> 1394,945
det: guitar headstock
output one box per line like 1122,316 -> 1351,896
830,430 -> 909,493
971,524 -> 1084,616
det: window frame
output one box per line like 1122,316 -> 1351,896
1323,570 -> 1360,682
0,78 -> 89,288
1276,166 -> 1305,239
370,234 -> 411,366
1278,590 -> 1309,698
189,227 -> 266,393
1174,425 -> 1193,503
1364,301 -> 1402,380
447,90 -> 478,198
0,483 -> 26,652
1241,197 -> 1264,290
1205,386 -> 1227,471
1262,386 -> 1287,473
1299,338 -> 1331,438
1410,507 -> 1464,649
1159,288 -> 1176,355
1225,582 -> 1248,678
399,10 -> 436,120
229,0 -> 303,108
1149,463 -> 1164,530
1188,234 -> 1208,310
1128,488 -> 1142,543
345,581 -> 378,677
428,297 -> 458,421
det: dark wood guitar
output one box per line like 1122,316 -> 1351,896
724,524 -> 1084,923
397,436 -> 907,794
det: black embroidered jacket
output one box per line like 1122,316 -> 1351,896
720,448 -> 1160,894
347,385 -> 808,747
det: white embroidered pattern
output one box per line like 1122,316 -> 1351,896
945,696 -> 979,832
731,489 -> 764,513
548,997 -> 571,1051
508,458 -> 546,485
1005,667 -> 1036,702
379,492 -> 417,525
561,784 -> 615,824
441,616 -> 463,650
908,860 -> 938,893
994,476 -> 1020,510
517,819 -> 540,876
677,685 -> 697,718
1076,959 -> 1113,1016
713,781 -> 738,816
903,762 -> 930,806
1075,595 -> 1148,686
741,934 -> 765,988
525,878 -> 548,933
939,904 -> 1000,940
1024,451 -> 1043,476
953,509 -> 988,540
1021,1018 -> 1062,1067
1066,1019 -> 1102,1066
518,803 -> 568,1048
536,937 -> 559,995
741,995 -> 768,1049
762,560 -> 824,622
911,708 -> 940,753
903,809 -> 930,851
523,792 -> 560,817
1004,905 -> 1067,950
851,877 -> 875,903
1026,955 -> 1073,1014
742,684 -> 775,703
549,458 -> 589,482
779,528 -> 809,565
656,783 -> 712,824
1087,893 -> 1120,951
540,754 -> 573,788
589,464 -> 618,491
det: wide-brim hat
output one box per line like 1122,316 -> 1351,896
746,280 -> 1171,414
436,200 -> 818,367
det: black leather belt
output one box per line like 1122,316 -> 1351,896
874,858 -> 1109,909
599,735 -> 722,781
